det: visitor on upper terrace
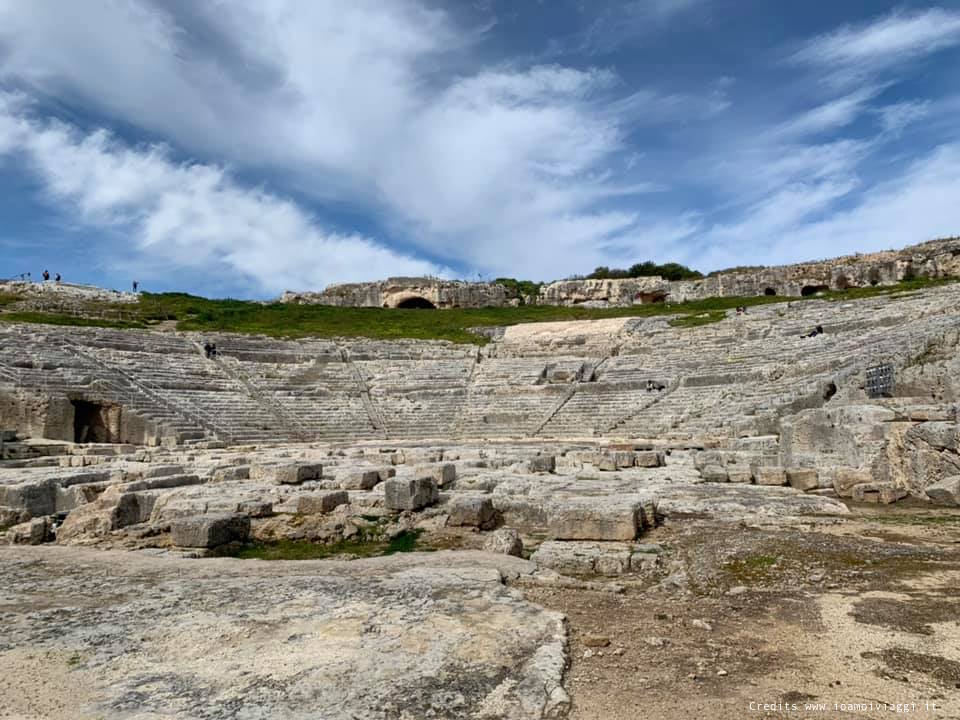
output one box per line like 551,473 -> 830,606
42,270 -> 50,281
802,325 -> 824,339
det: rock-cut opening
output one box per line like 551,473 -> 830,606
72,399 -> 120,443
801,284 -> 830,297
396,297 -> 437,309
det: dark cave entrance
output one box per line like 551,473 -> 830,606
72,400 -> 120,443
801,284 -> 830,297
764,287 -> 776,296
636,291 -> 667,304
396,296 -> 437,309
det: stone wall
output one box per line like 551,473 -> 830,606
0,391 -> 74,441
281,278 -> 509,309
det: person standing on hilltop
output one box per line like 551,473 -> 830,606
132,280 -> 139,293
42,269 -> 50,281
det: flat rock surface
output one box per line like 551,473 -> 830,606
0,547 -> 569,720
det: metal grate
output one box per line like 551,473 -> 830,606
865,363 -> 895,398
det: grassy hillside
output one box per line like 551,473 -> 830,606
0,278 -> 952,345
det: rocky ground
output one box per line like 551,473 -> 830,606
2,441 -> 960,718
0,549 -> 569,720
524,509 -> 960,719
3,509 -> 959,718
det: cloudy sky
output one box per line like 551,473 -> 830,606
1,1 -> 959,298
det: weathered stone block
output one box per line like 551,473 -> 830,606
483,528 -> 523,556
212,465 -> 251,482
445,495 -> 496,529
925,476 -> 960,506
531,540 -> 635,576
545,498 -> 650,541
727,468 -> 753,484
0,479 -> 56,517
851,482 -> 907,504
384,477 -> 438,511
143,464 -> 186,479
251,462 -> 322,485
700,464 -> 728,483
57,491 -> 157,543
753,466 -> 787,486
630,551 -> 660,573
596,455 -> 618,471
0,506 -> 28,528
615,452 -> 635,469
833,467 -> 872,497
237,500 -> 273,518
415,463 -> 456,488
295,491 -> 349,515
633,451 -> 664,468
531,541 -> 599,575
786,468 -> 819,492
6,517 -> 52,545
595,553 -> 630,576
527,455 -> 556,474
341,470 -> 382,490
170,514 -> 250,548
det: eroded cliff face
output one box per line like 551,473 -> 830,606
538,237 -> 960,307
281,277 -> 508,308
275,238 -> 960,309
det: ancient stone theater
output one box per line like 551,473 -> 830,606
2,239 -> 960,718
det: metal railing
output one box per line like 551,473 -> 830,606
58,337 -> 233,443
214,353 -> 312,442
338,346 -> 389,439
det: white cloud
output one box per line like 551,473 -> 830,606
791,8 -> 960,82
578,0 -> 708,55
766,144 -> 960,261
0,1 -> 957,290
693,144 -> 960,270
0,0 -> 692,282
0,98 -> 448,294
875,100 -> 933,135
771,87 -> 881,139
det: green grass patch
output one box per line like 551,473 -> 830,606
227,529 -> 423,560
0,277 -> 955,344
140,290 -> 793,344
724,554 -> 779,583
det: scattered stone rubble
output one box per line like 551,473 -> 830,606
0,438 -> 854,555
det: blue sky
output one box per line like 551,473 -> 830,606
1,0 -> 959,298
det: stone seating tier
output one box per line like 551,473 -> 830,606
2,283 -> 960,445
